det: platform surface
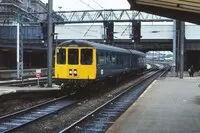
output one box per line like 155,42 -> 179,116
0,85 -> 60,96
0,77 -> 60,96
0,77 -> 47,84
107,75 -> 200,133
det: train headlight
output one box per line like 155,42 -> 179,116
69,69 -> 72,75
74,69 -> 77,75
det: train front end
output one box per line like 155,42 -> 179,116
55,43 -> 97,89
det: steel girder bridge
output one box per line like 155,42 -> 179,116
19,9 -> 173,45
17,9 -> 174,50
20,9 -> 173,24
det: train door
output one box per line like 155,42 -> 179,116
67,48 -> 79,79
79,48 -> 96,79
55,47 -> 67,79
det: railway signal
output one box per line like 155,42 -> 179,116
40,22 -> 55,42
40,22 -> 48,41
132,21 -> 141,44
103,21 -> 114,44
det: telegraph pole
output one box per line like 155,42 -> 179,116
47,0 -> 53,87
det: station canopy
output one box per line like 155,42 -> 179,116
128,0 -> 200,24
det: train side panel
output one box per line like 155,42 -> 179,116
129,50 -> 146,71
95,49 -> 132,79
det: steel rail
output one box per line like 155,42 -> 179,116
0,93 -> 77,133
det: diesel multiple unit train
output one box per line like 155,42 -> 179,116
55,40 -> 146,89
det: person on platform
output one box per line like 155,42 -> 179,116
188,65 -> 194,77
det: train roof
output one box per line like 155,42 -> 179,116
129,49 -> 146,57
58,40 -> 146,56
58,40 -> 130,53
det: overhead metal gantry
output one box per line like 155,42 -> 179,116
128,0 -> 200,24
21,9 -> 172,24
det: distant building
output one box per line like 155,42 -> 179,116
31,0 -> 47,12
0,0 -> 48,25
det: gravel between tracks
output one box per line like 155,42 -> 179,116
7,73 -> 151,133
0,90 -> 67,117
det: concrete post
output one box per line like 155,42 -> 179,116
172,20 -> 177,77
47,0 -> 53,87
17,23 -> 20,79
17,22 -> 23,79
180,21 -> 185,79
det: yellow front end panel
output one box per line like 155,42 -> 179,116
55,47 -> 96,80
55,65 -> 68,79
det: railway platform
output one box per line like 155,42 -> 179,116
106,72 -> 200,133
0,86 -> 60,96
0,77 -> 47,84
0,77 -> 60,96
0,68 -> 48,80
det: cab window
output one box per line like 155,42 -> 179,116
57,48 -> 66,64
81,49 -> 93,65
68,49 -> 79,65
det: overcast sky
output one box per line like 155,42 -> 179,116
41,0 -> 130,11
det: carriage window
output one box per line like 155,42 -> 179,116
57,48 -> 66,64
111,54 -> 116,64
68,49 -> 79,65
106,53 -> 111,64
81,49 -> 93,65
98,52 -> 105,65
116,54 -> 120,64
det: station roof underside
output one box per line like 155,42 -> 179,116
128,0 -> 200,24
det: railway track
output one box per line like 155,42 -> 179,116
59,67 -> 169,133
0,94 -> 78,133
0,64 -> 167,132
